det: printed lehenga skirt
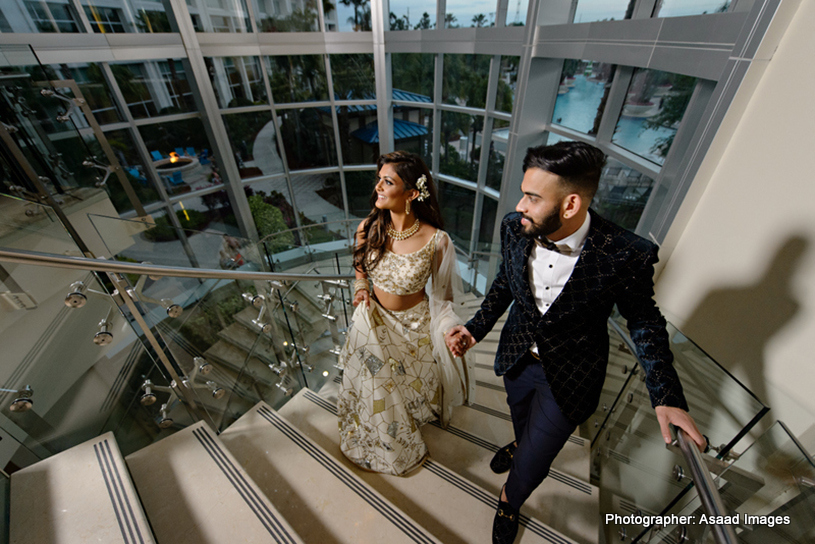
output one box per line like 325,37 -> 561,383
337,297 -> 441,476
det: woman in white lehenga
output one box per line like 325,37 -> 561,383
337,151 -> 474,476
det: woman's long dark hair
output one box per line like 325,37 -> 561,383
353,151 -> 444,274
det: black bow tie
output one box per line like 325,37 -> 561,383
539,238 -> 562,254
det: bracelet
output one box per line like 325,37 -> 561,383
353,278 -> 370,293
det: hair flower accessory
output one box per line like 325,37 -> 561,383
415,174 -> 431,202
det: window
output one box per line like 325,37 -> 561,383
440,112 -> 482,182
443,54 -> 490,108
326,0 -> 372,31
572,0 -> 631,23
552,59 -> 614,135
389,0 -> 435,29
655,0 -> 730,18
223,111 -> 279,179
266,55 -> 328,104
25,1 -> 81,32
485,119 -> 509,190
495,56 -> 519,114
392,106 -> 433,170
437,181 -> 475,247
612,68 -> 697,166
444,0 -> 495,28
278,108 -> 337,170
392,53 -> 435,101
330,54 -> 376,100
206,56 -> 267,108
591,157 -> 655,231
252,0 -> 319,31
190,0 -> 252,32
111,60 -> 196,119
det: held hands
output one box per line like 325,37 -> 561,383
353,289 -> 369,307
444,325 -> 477,358
655,405 -> 706,450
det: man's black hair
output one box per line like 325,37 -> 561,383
522,141 -> 607,200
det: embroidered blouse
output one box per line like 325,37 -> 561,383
367,231 -> 437,296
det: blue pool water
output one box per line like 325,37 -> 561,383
552,74 -> 674,166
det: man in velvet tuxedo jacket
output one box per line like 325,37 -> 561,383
445,142 -> 704,544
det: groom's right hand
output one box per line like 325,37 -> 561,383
445,325 -> 476,357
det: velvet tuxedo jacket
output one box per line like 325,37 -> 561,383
465,210 -> 688,425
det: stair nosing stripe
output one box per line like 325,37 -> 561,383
474,364 -> 494,371
256,406 -> 436,544
99,440 -> 141,544
567,436 -> 584,447
256,408 -> 435,544
475,380 -> 506,392
193,428 -> 295,544
94,442 -> 135,544
428,421 -> 501,453
465,403 -> 513,422
303,390 -> 338,415
103,441 -> 147,544
192,428 -> 295,544
303,390 -> 591,495
423,461 -> 572,544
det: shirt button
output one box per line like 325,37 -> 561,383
549,265 -> 553,268
545,286 -> 550,290
545,303 -> 550,306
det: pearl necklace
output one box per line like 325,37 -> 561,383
387,220 -> 420,240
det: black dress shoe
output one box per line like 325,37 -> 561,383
492,496 -> 519,544
490,442 -> 517,474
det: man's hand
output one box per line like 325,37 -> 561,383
444,325 -> 476,357
655,406 -> 706,450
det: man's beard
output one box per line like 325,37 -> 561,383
521,205 -> 562,240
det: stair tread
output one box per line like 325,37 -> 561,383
219,401 -> 442,544
10,432 -> 155,544
217,322 -> 279,364
126,421 -> 303,544
278,389 -> 591,544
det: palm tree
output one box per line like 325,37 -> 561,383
471,13 -> 487,27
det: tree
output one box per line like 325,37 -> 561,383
390,12 -> 409,30
644,74 -> 696,158
415,12 -> 432,29
472,13 -> 487,27
339,0 -> 371,31
444,13 -> 457,28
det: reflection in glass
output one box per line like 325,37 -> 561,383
389,0 -> 435,29
437,181 -> 475,247
495,56 -> 519,114
443,54 -> 490,108
505,0 -> 528,25
612,69 -> 696,165
345,170 -> 376,218
173,193 -> 239,239
291,173 -> 346,226
48,62 -> 123,125
552,60 -> 614,135
103,129 -> 162,212
392,53 -> 435,100
573,0 -> 631,23
22,1 -> 82,32
591,158 -> 654,231
246,177 -> 300,252
655,0 -> 729,18
189,0 -> 251,32
440,112 -> 483,182
266,55 -> 328,104
485,119 -> 509,191
138,118 -> 220,196
330,54 -> 375,100
337,106 -> 379,165
223,110 -> 282,179
206,56 -> 267,108
393,106 -> 433,171
278,108 -> 337,170
478,196 -> 497,250
80,0 -> 171,33
444,0 -> 495,28
110,60 -> 196,119
252,0 -> 319,31
325,0 -> 372,31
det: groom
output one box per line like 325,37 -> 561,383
445,141 -> 704,544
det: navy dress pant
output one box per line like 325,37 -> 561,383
503,353 -> 577,511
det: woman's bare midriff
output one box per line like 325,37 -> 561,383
373,285 -> 426,312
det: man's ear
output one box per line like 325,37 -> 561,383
562,193 -> 582,219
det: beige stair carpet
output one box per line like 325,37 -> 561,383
126,421 -> 302,544
279,389 -> 583,544
10,432 -> 155,544
220,401 -> 442,544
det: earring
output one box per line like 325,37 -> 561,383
405,199 -> 411,215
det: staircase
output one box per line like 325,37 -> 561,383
7,290 -> 601,544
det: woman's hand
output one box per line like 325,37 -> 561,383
353,289 -> 370,307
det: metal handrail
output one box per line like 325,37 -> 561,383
675,427 -> 738,544
0,247 -> 354,282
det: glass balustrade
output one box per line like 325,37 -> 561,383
595,313 -> 769,544
637,420 -> 814,544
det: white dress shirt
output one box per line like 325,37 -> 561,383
529,213 -> 591,354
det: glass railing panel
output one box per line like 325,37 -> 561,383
261,219 -> 355,273
0,471 -> 7,544
596,313 -> 769,544
638,421 -> 815,544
